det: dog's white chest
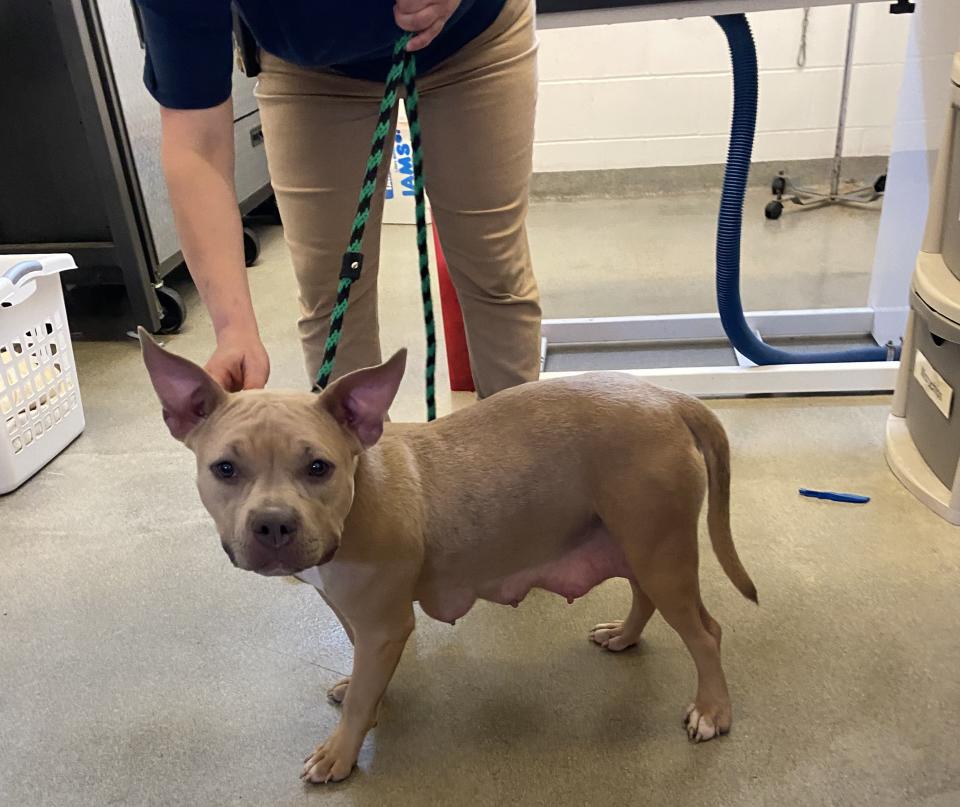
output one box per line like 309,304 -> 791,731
294,567 -> 326,590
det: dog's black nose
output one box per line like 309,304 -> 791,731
250,508 -> 298,549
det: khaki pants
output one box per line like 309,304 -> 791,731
255,0 -> 541,398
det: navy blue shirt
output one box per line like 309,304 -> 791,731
136,0 -> 506,109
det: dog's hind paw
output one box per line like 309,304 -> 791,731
684,702 -> 731,743
589,621 -> 639,652
327,677 -> 350,704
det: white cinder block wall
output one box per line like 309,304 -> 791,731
533,4 -> 913,172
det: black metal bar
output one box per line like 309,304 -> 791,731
51,0 -> 161,330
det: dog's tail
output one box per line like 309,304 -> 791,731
679,398 -> 758,604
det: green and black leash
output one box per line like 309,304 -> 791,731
313,33 -> 437,422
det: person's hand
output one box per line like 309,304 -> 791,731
394,0 -> 462,51
204,326 -> 270,391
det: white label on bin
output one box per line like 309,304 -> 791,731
914,350 -> 953,418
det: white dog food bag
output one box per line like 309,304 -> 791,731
382,101 -> 432,226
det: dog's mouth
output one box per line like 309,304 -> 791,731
248,545 -> 339,577
220,536 -> 340,576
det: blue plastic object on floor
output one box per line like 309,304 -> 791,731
799,488 -> 871,504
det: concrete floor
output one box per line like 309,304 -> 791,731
3,190 -> 960,806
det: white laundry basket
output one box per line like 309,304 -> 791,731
0,254 -> 84,494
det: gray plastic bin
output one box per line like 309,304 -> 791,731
941,105 -> 960,281
886,54 -> 960,524
905,292 -> 960,487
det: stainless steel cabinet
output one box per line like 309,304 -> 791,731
0,0 -> 272,332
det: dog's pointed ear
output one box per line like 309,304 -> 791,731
138,327 -> 227,441
320,349 -> 407,448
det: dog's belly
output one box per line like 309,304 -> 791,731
417,527 -> 633,624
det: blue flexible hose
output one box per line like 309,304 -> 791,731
712,14 -> 895,364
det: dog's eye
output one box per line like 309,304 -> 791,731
308,459 -> 331,478
211,461 -> 236,480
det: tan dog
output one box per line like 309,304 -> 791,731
140,331 -> 756,784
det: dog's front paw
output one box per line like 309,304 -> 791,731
301,731 -> 358,784
327,676 -> 351,704
683,702 -> 731,743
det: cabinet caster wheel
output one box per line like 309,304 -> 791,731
771,175 -> 787,195
243,227 -> 261,267
764,200 -> 784,220
155,285 -> 186,334
873,174 -> 886,194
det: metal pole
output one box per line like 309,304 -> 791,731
830,3 -> 858,198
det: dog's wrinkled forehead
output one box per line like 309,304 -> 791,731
193,391 -> 350,465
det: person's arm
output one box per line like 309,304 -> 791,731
159,101 -> 269,390
134,0 -> 266,389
